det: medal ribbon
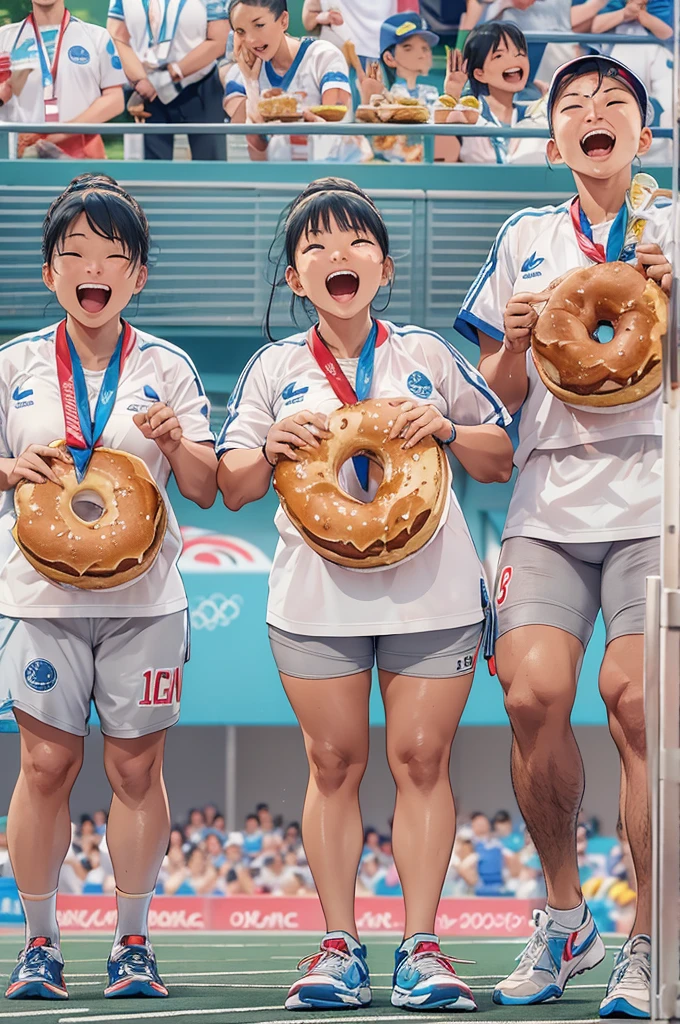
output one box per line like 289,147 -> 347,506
308,320 -> 388,491
141,0 -> 189,50
24,9 -> 70,119
569,197 -> 628,264
55,319 -> 136,482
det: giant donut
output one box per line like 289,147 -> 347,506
273,399 -> 451,569
532,262 -> 667,407
13,443 -> 167,589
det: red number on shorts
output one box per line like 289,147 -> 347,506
496,566 -> 513,607
139,667 -> 183,706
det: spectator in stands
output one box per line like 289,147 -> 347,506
159,844 -> 190,894
362,827 -> 381,857
445,832 -> 478,895
224,834 -> 255,894
171,845 -> 218,895
203,803 -> 220,828
205,830 -> 227,869
481,0 -> 576,87
443,23 -> 549,163
243,813 -> 264,859
258,850 -> 301,895
106,0 -> 229,161
186,807 -> 206,844
257,803 -> 277,834
223,0 -> 355,163
576,823 -> 607,884
169,827 -> 184,853
301,0 -> 399,65
590,0 -> 672,159
492,809 -> 524,851
214,813 -> 226,832
282,822 -> 302,852
78,815 -> 97,842
356,853 -> 386,895
0,0 -> 125,159
93,810 -> 108,836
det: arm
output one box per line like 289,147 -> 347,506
478,333 -> 529,414
106,18 -> 151,92
637,8 -> 673,37
67,86 -> 124,125
173,18 -> 230,79
164,439 -> 217,508
218,447 -> 272,511
571,0 -> 610,31
591,7 -> 628,30
302,0 -> 323,32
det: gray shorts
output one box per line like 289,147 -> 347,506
4,612 -> 189,739
268,622 -> 484,680
495,536 -> 660,647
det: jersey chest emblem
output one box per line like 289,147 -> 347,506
521,252 -> 544,279
12,384 -> 34,408
407,371 -> 433,399
282,381 -> 309,405
24,659 -> 58,692
68,44 -> 90,64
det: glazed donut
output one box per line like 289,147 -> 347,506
532,262 -> 667,407
273,399 -> 451,569
13,444 -> 167,589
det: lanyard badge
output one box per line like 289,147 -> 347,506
17,10 -> 70,122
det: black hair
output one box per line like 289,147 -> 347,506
246,813 -> 260,822
42,173 -> 150,268
228,0 -> 287,23
380,47 -> 397,90
492,810 -> 512,824
462,22 -> 527,98
470,811 -> 489,821
256,802 -> 270,813
265,177 -> 391,342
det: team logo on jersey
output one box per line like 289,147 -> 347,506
521,252 -> 544,279
127,384 -> 160,413
407,371 -> 433,399
68,45 -> 90,64
12,385 -> 34,408
282,381 -> 309,405
106,37 -> 123,69
24,659 -> 58,692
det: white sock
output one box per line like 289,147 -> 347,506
18,888 -> 60,948
113,888 -> 154,947
546,900 -> 587,930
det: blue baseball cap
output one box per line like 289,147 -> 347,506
379,12 -> 439,57
547,55 -> 652,133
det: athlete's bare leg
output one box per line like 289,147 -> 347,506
497,625 -> 585,910
7,711 -> 83,895
280,670 -> 372,938
103,731 -> 170,894
380,670 -> 473,937
599,634 -> 650,936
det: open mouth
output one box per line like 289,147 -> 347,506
253,44 -> 268,56
77,283 -> 111,314
580,129 -> 616,159
502,66 -> 524,84
326,270 -> 359,303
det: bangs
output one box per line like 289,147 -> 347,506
286,191 -> 389,265
43,189 -> 149,267
494,25 -> 527,54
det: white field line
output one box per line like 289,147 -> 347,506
0,1010 -> 90,1019
59,1014 -> 602,1024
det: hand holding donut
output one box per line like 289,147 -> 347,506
264,411 -> 331,464
133,402 -> 183,455
7,443 -> 70,487
388,399 -> 454,449
503,291 -> 550,352
636,243 -> 672,296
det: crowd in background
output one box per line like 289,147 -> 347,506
0,800 -> 638,932
0,0 -> 672,161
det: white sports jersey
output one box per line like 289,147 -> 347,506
316,0 -> 397,60
0,323 -> 214,618
107,0 -> 227,88
224,38 -> 353,162
455,196 -> 671,543
456,95 -> 548,165
217,321 -> 511,637
0,17 -> 125,125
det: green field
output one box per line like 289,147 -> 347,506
0,932 -> 623,1023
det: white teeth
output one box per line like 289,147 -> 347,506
327,271 -> 358,282
77,283 -> 111,292
504,67 -> 521,74
582,129 -> 615,143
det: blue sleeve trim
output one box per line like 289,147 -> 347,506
454,311 -> 504,346
225,79 -> 246,96
107,0 -> 125,19
320,70 -> 350,91
138,339 -> 206,397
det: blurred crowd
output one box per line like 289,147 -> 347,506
0,0 -> 671,162
0,801 -> 639,930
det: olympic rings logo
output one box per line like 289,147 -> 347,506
190,593 -> 243,631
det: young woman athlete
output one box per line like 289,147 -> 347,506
455,55 -> 672,1019
217,177 -> 513,1012
1,174 -> 217,1002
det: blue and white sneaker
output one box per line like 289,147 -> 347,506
493,907 -> 605,1005
599,934 -> 650,1019
104,935 -> 168,998
285,932 -> 371,1010
391,934 -> 477,1011
5,937 -> 68,1000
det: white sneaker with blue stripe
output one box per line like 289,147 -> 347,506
493,907 -> 605,1005
391,934 -> 477,1011
599,934 -> 650,1019
285,932 -> 371,1010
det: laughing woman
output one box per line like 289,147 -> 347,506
217,177 -> 513,1013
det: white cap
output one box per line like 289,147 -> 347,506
226,831 -> 244,847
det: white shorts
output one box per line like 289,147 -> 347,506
3,612 -> 189,739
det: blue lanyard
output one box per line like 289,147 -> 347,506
66,328 -> 124,481
141,0 -> 189,47
578,201 -> 628,262
15,11 -> 70,95
351,321 -> 377,491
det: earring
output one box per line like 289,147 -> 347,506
633,154 -> 642,173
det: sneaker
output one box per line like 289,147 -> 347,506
599,934 -> 651,1019
391,935 -> 477,1011
104,935 -> 168,998
285,932 -> 371,1010
493,907 -> 605,1005
5,937 -> 68,1000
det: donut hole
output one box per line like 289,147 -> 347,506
70,488 -> 106,524
594,321 -> 616,344
340,452 -> 384,502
